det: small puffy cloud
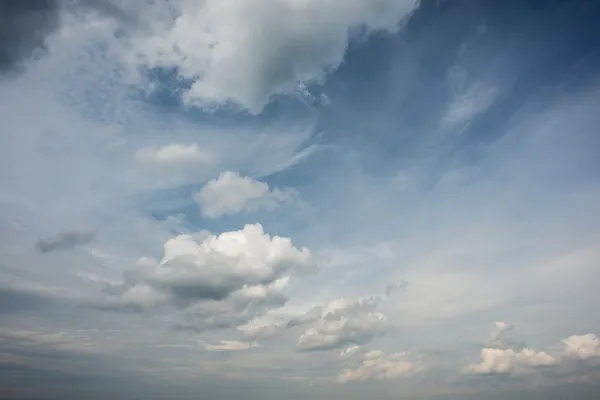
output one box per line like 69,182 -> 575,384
135,144 -> 211,166
339,345 -> 362,358
296,297 -> 388,351
99,224 -> 315,330
463,348 -> 557,375
488,321 -> 520,349
35,230 -> 95,253
385,280 -> 408,296
128,0 -> 417,113
203,340 -> 257,352
562,334 -> 600,360
193,171 -> 297,218
338,349 -> 424,383
237,319 -> 285,341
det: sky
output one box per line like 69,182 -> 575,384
1,0 -> 600,399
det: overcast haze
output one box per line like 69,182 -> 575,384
1,0 -> 600,399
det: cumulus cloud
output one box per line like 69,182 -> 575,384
35,230 -> 95,253
463,323 -> 559,375
338,349 -> 424,383
296,297 -> 388,351
100,224 -> 315,330
135,144 -> 211,166
463,347 -> 557,375
149,224 -> 311,300
562,334 -> 600,361
126,0 -> 418,113
176,276 -> 290,331
193,171 -> 297,218
463,326 -> 600,377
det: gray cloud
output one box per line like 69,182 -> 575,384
0,1 -> 60,71
0,286 -> 53,314
385,280 -> 409,296
96,224 -> 314,335
296,297 -> 389,352
35,230 -> 95,253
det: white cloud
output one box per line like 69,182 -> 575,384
193,171 -> 297,218
338,349 -> 424,383
562,334 -> 600,360
463,348 -> 557,375
441,81 -> 498,128
488,321 -> 520,349
151,223 -> 311,298
203,340 -> 257,352
100,224 -> 315,330
296,297 -> 388,351
339,345 -> 362,358
135,144 -> 211,166
127,0 -> 417,113
237,319 -> 286,341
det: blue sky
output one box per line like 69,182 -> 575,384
1,1 -> 600,399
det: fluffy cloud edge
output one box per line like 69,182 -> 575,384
193,171 -> 298,218
125,0 -> 418,113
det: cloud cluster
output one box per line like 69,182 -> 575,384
464,324 -> 600,376
463,347 -> 557,375
193,171 -> 297,218
35,230 -> 95,254
338,347 -> 424,383
236,295 -> 390,351
295,297 -> 389,351
562,334 -> 600,361
126,0 -> 418,113
100,224 -> 315,330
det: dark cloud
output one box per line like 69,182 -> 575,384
385,280 -> 409,296
0,1 -> 60,71
35,230 -> 95,253
0,287 -> 50,314
75,0 -> 136,24
0,0 -> 136,73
